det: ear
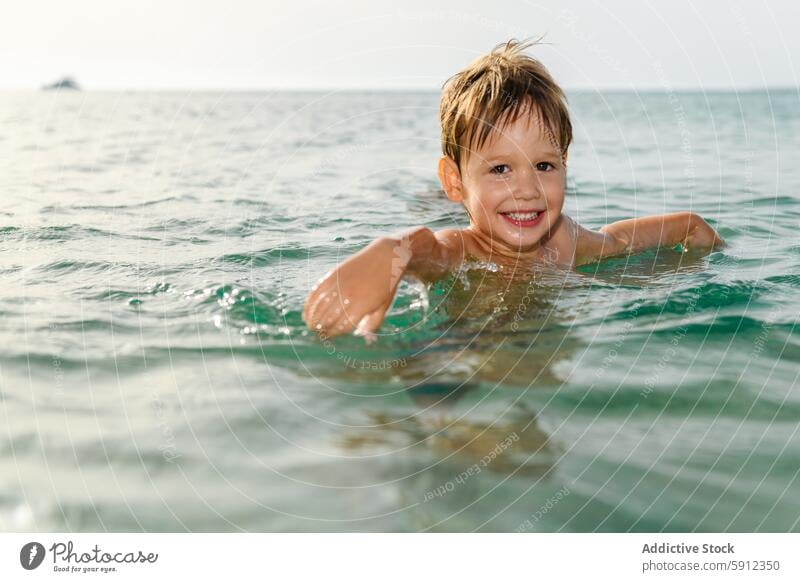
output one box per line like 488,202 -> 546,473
438,156 -> 465,203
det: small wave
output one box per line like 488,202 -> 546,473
764,274 -> 800,286
143,217 -> 208,232
5,224 -> 161,242
201,284 -> 287,326
77,195 -> 191,210
36,259 -> 135,275
552,380 -> 800,422
748,195 -> 800,207
217,244 -> 342,267
622,280 -> 767,318
43,318 -> 144,333
83,281 -> 173,302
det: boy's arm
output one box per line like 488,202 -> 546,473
302,226 -> 462,339
575,211 -> 724,265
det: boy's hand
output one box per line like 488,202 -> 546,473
302,237 -> 409,341
682,213 -> 724,251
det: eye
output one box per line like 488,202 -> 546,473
490,164 -> 510,175
535,161 -> 555,171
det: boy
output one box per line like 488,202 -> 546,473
302,39 -> 723,340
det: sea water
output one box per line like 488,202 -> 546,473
0,89 -> 798,531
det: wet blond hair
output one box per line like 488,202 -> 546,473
439,39 -> 572,168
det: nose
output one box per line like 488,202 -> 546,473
512,166 -> 543,200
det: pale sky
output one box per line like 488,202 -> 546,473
0,0 -> 797,91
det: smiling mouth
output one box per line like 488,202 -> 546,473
499,209 -> 544,227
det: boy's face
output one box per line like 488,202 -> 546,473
440,108 -> 567,255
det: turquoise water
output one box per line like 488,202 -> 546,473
1,89 -> 799,532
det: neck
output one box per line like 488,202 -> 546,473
467,224 -> 552,269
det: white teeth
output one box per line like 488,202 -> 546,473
504,211 -> 539,221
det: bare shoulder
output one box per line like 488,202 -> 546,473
397,227 -> 469,283
433,228 -> 471,261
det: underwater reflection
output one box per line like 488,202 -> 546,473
338,381 -> 567,531
341,382 -> 559,477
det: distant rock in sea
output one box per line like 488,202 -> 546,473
42,77 -> 81,91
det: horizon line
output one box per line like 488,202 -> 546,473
1,85 -> 799,94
